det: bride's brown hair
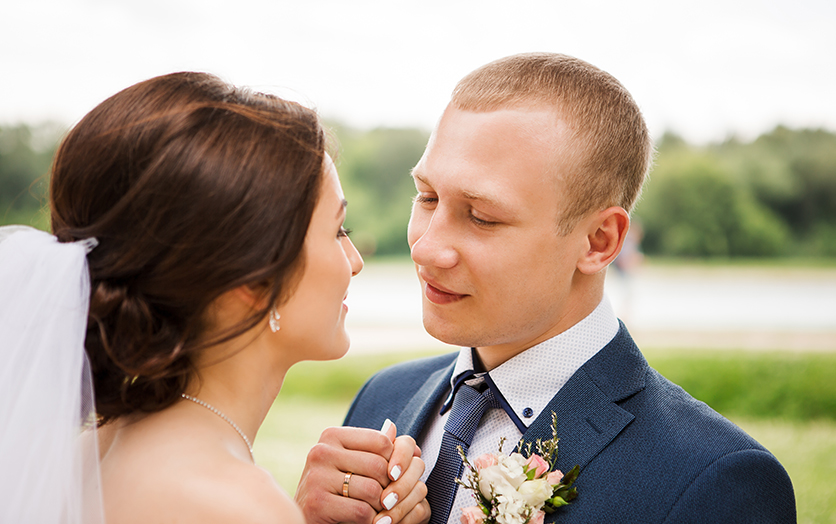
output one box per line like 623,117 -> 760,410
49,72 -> 326,425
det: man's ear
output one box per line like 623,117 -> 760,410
577,206 -> 630,275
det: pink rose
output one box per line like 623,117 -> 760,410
460,506 -> 486,524
529,510 -> 546,524
546,469 -> 564,485
524,454 -> 550,478
474,453 -> 498,470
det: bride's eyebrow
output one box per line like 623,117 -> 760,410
336,199 -> 348,219
411,172 -> 432,188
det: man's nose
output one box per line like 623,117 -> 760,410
409,209 -> 458,269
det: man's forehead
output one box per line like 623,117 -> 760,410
420,171 -> 573,231
412,127 -> 564,188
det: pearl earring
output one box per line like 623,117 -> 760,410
269,307 -> 281,332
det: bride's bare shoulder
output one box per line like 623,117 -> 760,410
106,455 -> 303,524
185,462 -> 305,524
100,417 -> 302,524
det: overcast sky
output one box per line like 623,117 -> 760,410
2,0 -> 834,143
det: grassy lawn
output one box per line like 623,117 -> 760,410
255,349 -> 836,523
733,417 -> 836,524
643,349 -> 836,422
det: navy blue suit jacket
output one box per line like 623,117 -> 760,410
344,324 -> 796,523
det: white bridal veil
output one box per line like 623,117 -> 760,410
0,226 -> 105,524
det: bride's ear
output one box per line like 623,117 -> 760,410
576,206 -> 630,275
206,284 -> 270,330
232,284 -> 271,310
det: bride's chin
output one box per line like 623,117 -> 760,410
323,331 -> 352,361
329,334 -> 351,360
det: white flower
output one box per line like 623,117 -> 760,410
517,479 -> 553,508
496,453 -> 528,487
494,491 -> 528,524
477,452 -> 529,498
478,465 -> 517,499
459,415 -> 578,523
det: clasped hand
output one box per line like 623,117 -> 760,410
296,420 -> 430,524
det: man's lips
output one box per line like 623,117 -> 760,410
421,277 -> 467,305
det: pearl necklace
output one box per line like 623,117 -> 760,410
181,394 -> 254,461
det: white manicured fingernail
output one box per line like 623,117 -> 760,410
380,418 -> 394,434
377,517 -> 392,524
390,465 -> 402,481
382,492 -> 398,510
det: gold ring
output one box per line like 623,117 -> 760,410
342,472 -> 352,497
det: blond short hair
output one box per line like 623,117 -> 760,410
451,53 -> 653,234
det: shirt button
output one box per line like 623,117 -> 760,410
523,407 -> 534,418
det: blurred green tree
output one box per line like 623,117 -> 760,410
0,123 -> 62,229
711,126 -> 836,256
5,121 -> 836,259
637,135 -> 789,257
330,124 -> 429,256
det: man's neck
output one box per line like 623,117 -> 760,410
475,286 -> 604,370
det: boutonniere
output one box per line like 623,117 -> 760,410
457,412 -> 579,524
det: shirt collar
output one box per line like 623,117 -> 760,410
449,296 -> 619,427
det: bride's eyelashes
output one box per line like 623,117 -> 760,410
338,227 -> 352,238
413,193 -> 437,205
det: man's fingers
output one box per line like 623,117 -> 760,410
298,491 -> 378,524
319,426 -> 395,460
342,472 -> 384,512
304,441 -> 391,490
297,426 -> 406,524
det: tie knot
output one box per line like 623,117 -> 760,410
444,383 -> 499,444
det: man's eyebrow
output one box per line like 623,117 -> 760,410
461,189 -> 508,211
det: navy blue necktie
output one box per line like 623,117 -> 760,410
425,383 -> 499,524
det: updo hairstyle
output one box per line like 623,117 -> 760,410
49,72 -> 326,425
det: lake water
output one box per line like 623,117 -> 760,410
344,262 -> 836,353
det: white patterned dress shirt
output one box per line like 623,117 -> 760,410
418,296 -> 620,523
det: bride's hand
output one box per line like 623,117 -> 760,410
376,422 -> 429,524
295,422 -> 424,524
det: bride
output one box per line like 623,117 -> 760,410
0,73 -> 428,523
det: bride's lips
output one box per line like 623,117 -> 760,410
422,276 -> 467,305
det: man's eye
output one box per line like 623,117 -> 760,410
469,214 -> 498,227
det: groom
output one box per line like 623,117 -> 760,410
299,53 -> 796,524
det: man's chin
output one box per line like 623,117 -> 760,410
422,315 -> 483,349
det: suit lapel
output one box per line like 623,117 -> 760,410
516,324 -> 647,473
395,358 -> 456,439
518,368 -> 634,472
393,325 -> 648,472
